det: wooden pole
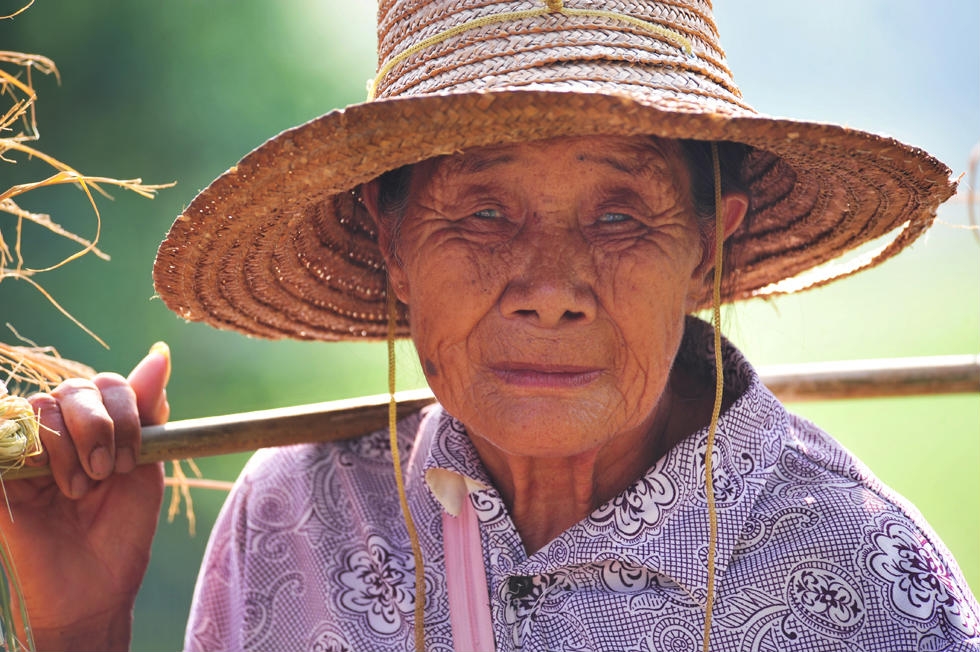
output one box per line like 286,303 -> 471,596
758,354 -> 980,403
5,355 -> 979,480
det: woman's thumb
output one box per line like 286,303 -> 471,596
127,341 -> 171,425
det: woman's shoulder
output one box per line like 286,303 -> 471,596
776,411 -> 926,524
186,407 -> 435,652
738,412 -> 980,645
771,412 -> 959,570
233,406 -> 430,495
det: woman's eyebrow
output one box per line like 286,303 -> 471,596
580,150 -> 670,176
597,186 -> 647,204
444,152 -> 516,175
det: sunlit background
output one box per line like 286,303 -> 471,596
2,2 -> 977,649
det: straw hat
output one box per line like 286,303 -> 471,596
152,0 -> 956,341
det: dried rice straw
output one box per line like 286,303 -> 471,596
0,20 -> 174,649
0,395 -> 41,478
0,48 -> 172,348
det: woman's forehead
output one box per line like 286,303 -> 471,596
429,135 -> 683,180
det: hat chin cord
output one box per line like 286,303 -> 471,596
386,282 -> 427,652
382,146 -> 726,652
701,142 -> 724,652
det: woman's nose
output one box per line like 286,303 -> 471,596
498,229 -> 597,328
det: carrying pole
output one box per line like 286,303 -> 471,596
5,355 -> 979,480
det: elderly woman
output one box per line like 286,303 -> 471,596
4,1 -> 979,651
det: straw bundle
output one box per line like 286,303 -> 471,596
0,14 -> 170,646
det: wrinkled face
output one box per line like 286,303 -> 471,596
381,136 -> 710,459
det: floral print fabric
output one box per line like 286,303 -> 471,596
184,318 -> 980,651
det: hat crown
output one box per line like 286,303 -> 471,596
372,0 -> 744,111
152,0 -> 955,342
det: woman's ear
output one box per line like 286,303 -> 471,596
359,180 -> 411,304
687,192 -> 750,309
720,192 -> 749,241
693,192 -> 749,278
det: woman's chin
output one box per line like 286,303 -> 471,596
461,392 -> 634,459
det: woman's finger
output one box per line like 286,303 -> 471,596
127,342 -> 171,427
50,378 -> 116,482
93,373 -> 140,474
30,393 -> 89,498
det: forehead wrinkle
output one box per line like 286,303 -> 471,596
579,144 -> 675,178
441,150 -> 517,176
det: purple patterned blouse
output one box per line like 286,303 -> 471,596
184,319 -> 980,651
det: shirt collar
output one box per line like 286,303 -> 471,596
421,407 -> 492,516
418,316 -> 789,609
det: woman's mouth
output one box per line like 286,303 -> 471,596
488,364 -> 603,388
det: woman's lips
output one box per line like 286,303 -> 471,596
488,364 -> 602,388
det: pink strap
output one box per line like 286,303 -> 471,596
443,496 -> 495,651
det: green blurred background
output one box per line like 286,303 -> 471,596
2,1 -> 977,649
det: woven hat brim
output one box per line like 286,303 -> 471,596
153,88 -> 955,341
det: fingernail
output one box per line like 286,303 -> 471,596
70,471 -> 90,499
25,449 -> 48,466
116,446 -> 136,473
150,341 -> 171,384
89,446 -> 113,478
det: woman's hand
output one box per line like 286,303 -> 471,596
0,344 -> 170,652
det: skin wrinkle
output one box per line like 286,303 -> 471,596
366,138 -> 749,277
364,135 -> 747,553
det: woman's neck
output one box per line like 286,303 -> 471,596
469,386 -> 712,554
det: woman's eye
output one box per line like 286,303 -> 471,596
597,212 -> 633,224
472,208 -> 501,220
